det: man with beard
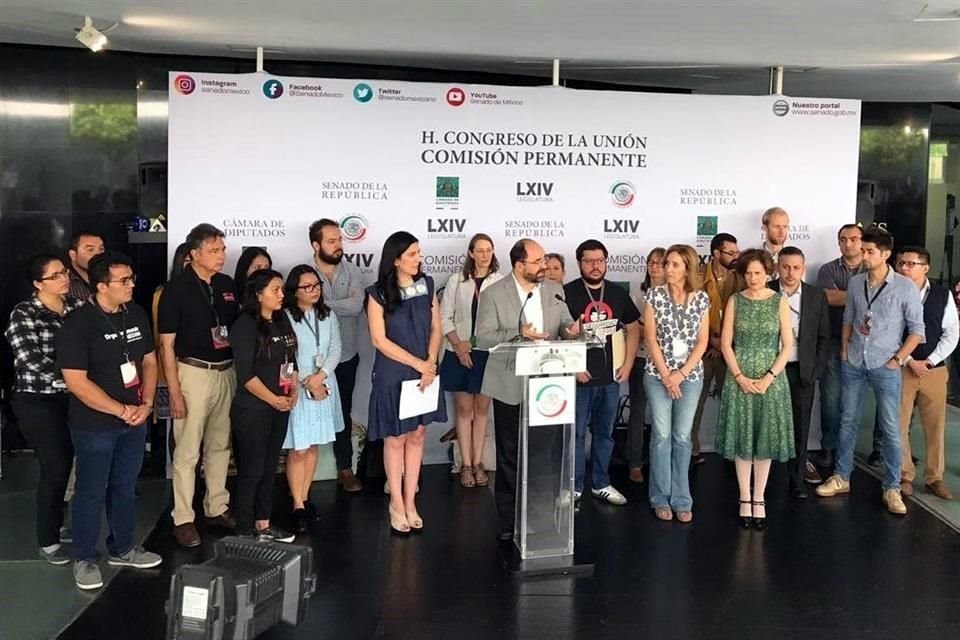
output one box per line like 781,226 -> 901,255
562,240 -> 639,505
476,239 -> 579,541
762,207 -> 790,263
66,230 -> 105,302
692,232 -> 739,464
309,218 -> 364,492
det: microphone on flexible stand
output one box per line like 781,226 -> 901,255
554,293 -> 566,304
515,291 -> 534,341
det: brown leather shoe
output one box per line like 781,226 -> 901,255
926,480 -> 954,500
338,469 -> 363,493
205,509 -> 236,530
900,480 -> 914,497
628,467 -> 644,483
173,523 -> 201,548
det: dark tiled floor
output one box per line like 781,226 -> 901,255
58,457 -> 960,640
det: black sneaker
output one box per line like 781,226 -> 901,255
291,509 -> 308,533
257,525 -> 295,543
304,501 -> 321,522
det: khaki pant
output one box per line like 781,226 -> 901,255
171,364 -> 236,525
900,365 -> 948,484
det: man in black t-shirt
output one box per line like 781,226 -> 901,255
57,252 -> 161,591
563,239 -> 641,506
158,223 -> 239,548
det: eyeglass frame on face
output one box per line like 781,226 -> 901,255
39,269 -> 69,282
522,258 -> 547,266
108,274 -> 137,287
896,260 -> 927,269
580,257 -> 606,266
297,281 -> 322,293
647,259 -> 664,268
717,248 -> 739,258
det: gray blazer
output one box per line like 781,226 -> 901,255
476,274 -> 574,404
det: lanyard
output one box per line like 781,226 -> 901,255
582,279 -> 605,309
194,271 -> 222,327
863,279 -> 889,311
95,301 -> 129,360
302,309 -> 321,351
670,289 -> 688,333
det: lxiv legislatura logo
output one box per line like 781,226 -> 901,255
426,218 -> 467,240
516,181 -> 554,203
602,218 -> 640,240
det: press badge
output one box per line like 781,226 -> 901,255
314,354 -> 325,370
120,360 -> 140,389
211,325 -> 230,349
279,361 -> 296,391
671,337 -> 689,359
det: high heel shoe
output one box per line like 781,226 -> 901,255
751,501 -> 767,531
738,500 -> 753,529
388,505 -> 410,535
405,509 -> 424,532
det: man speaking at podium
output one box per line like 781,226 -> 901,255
475,239 -> 579,542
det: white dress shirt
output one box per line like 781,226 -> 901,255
920,279 -> 960,366
513,275 -> 544,334
782,284 -> 801,362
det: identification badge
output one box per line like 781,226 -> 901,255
211,325 -> 230,349
858,310 -> 873,336
314,354 -> 325,370
120,360 -> 140,389
279,361 -> 295,391
671,337 -> 689,359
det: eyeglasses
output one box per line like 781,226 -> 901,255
580,258 -> 606,266
896,260 -> 927,268
647,260 -> 664,267
718,249 -> 739,258
108,275 -> 137,286
297,282 -> 322,292
39,270 -> 69,281
523,258 -> 547,266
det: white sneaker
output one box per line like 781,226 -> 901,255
591,485 -> 627,505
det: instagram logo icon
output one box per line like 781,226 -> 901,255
174,75 -> 196,95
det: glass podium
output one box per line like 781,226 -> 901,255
489,337 -> 600,577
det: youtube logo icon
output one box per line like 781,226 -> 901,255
446,87 -> 466,107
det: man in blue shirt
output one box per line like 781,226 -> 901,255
816,228 -> 925,515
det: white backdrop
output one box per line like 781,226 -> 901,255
168,72 -> 861,463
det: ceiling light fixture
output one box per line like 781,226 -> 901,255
75,16 -> 108,52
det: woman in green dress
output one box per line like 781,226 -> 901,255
716,249 -> 794,530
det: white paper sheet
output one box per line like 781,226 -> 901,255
398,377 -> 440,420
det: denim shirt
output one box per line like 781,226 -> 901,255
316,259 -> 364,362
843,268 -> 924,369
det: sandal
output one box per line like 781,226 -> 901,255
751,501 -> 766,531
738,500 -> 752,529
473,463 -> 490,487
388,505 -> 410,535
405,509 -> 424,532
654,507 -> 673,521
676,511 -> 693,523
460,465 -> 476,488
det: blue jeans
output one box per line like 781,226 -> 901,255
818,340 -> 842,451
574,383 -> 620,492
835,361 -> 902,491
645,374 -> 702,511
71,426 -> 147,561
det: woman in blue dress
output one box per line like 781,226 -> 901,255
366,231 -> 446,535
282,265 -> 345,533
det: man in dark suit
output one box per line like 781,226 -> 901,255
770,246 -> 831,498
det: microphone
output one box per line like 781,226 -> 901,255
517,291 -> 533,340
554,293 -> 566,304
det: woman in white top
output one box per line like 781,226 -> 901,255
627,247 -> 666,484
439,233 -> 504,488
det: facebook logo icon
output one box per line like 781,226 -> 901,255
262,80 -> 284,99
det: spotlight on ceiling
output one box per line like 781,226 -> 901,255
75,16 -> 108,52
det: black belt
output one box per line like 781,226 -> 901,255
177,357 -> 233,371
